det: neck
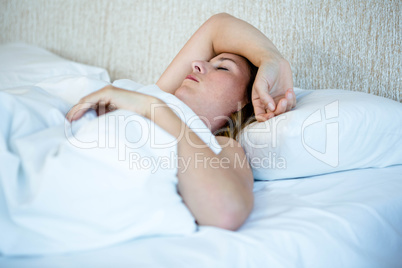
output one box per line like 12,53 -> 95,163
201,116 -> 227,135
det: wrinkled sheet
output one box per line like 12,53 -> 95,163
1,165 -> 401,267
0,77 -> 198,255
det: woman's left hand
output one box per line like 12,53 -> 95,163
66,85 -> 154,122
251,58 -> 296,121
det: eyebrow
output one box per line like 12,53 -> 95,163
216,57 -> 239,66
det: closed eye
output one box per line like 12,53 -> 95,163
217,67 -> 229,71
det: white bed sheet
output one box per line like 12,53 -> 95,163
1,165 -> 401,268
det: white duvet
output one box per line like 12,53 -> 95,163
0,75 -> 221,255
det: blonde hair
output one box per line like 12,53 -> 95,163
214,59 -> 257,139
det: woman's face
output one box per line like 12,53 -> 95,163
174,53 -> 251,131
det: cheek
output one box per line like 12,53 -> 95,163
209,75 -> 239,96
204,73 -> 248,110
220,77 -> 247,102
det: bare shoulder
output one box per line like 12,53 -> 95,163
215,136 -> 245,155
215,136 -> 253,184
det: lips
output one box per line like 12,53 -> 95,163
185,75 -> 198,82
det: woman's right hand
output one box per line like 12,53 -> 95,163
66,85 -> 157,122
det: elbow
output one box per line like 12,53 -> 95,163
211,12 -> 232,19
212,195 -> 254,231
215,214 -> 245,231
209,12 -> 233,23
209,12 -> 234,21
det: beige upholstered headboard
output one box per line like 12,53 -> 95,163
1,0 -> 400,101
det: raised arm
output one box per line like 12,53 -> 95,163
157,13 -> 295,120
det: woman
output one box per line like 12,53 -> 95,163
67,13 -> 296,231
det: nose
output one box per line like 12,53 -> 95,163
191,60 -> 207,74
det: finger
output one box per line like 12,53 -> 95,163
67,102 -> 95,122
255,113 -> 266,122
252,90 -> 270,121
255,114 -> 265,122
96,102 -> 117,116
252,91 -> 276,119
288,88 -> 296,106
97,101 -> 109,116
69,88 -> 113,121
285,88 -> 296,111
252,89 -> 276,112
253,103 -> 267,121
273,98 -> 288,115
68,104 -> 90,122
108,103 -> 117,112
255,110 -> 275,122
252,76 -> 276,112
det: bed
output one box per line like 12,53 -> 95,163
1,165 -> 401,267
1,1 -> 401,267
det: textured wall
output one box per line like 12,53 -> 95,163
1,0 -> 400,101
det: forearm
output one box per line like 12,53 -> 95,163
210,13 -> 283,66
157,13 -> 284,93
147,100 -> 254,230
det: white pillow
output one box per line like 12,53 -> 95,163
0,42 -> 110,90
239,88 -> 402,180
